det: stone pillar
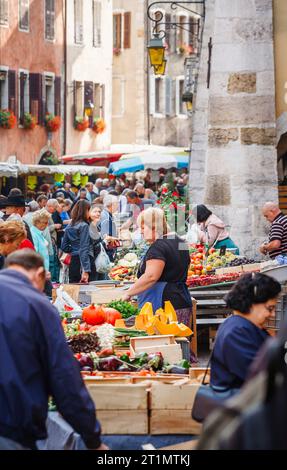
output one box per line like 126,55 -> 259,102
190,0 -> 278,257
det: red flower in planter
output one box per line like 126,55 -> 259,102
74,116 -> 89,132
45,114 -> 61,132
172,191 -> 180,197
92,117 -> 106,134
0,109 -> 17,129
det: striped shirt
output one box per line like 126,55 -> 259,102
269,212 -> 287,258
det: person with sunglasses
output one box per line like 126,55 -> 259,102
210,273 -> 281,391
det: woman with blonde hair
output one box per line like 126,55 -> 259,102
0,221 -> 34,269
122,207 -> 193,330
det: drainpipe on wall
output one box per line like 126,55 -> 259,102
63,0 -> 67,155
145,0 -> 151,145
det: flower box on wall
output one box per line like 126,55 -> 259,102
0,109 -> 17,129
74,116 -> 89,132
23,112 -> 37,130
45,113 -> 61,132
92,117 -> 106,134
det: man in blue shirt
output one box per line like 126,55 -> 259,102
0,249 -> 107,450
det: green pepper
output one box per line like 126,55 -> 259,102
177,359 -> 190,369
120,354 -> 130,363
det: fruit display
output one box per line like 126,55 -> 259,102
187,272 -> 242,288
82,304 -> 122,326
226,257 -> 256,267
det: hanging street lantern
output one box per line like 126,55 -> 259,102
183,55 -> 198,116
84,100 -> 94,117
154,59 -> 167,76
147,34 -> 165,67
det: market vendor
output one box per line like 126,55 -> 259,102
121,207 -> 193,329
194,204 -> 239,254
260,202 -> 287,264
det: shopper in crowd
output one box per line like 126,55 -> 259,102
31,210 -> 51,272
0,249 -> 107,450
37,194 -> 48,209
99,189 -> 108,200
26,190 -> 36,203
61,200 -> 96,283
73,188 -> 89,206
260,202 -> 287,264
52,182 -> 69,200
39,184 -> 52,198
94,178 -> 103,196
46,199 -> 61,282
85,182 -> 97,203
144,188 -> 158,203
8,188 -> 23,197
61,199 -> 73,223
100,195 -> 119,261
194,204 -> 239,254
3,194 -> 34,245
134,183 -> 146,199
121,191 -> 154,232
23,201 -> 40,227
0,221 -> 34,270
64,183 -> 76,202
101,178 -> 110,191
210,273 -> 281,391
122,207 -> 194,337
89,204 -> 107,281
0,196 -> 7,220
52,198 -> 65,248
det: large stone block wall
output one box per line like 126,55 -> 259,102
189,0 -> 278,257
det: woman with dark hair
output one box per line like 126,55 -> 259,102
194,204 -> 239,253
211,273 -> 281,391
61,200 -> 96,283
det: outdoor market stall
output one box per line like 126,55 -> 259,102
108,154 -> 189,176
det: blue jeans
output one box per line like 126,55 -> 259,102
0,436 -> 30,450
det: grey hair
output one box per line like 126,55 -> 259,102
46,198 -> 59,208
28,201 -> 40,212
103,195 -> 118,208
32,209 -> 51,225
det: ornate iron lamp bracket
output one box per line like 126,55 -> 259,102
147,1 -> 205,38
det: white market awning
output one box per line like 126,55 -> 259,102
0,162 -> 18,178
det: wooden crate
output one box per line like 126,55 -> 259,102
86,383 -> 149,434
149,382 -> 202,435
130,335 -> 182,364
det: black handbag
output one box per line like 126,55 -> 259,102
192,347 -> 240,423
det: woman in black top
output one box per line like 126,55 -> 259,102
122,207 -> 192,326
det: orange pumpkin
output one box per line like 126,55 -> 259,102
102,308 -> 122,326
82,304 -> 106,325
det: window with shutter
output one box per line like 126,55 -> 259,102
177,15 -> 186,47
29,73 -> 42,124
0,0 -> 8,26
155,77 -> 164,115
74,81 -> 83,118
19,71 -> 29,123
165,76 -> 173,116
124,12 -> 131,49
100,84 -> 105,119
164,13 -> 171,48
0,68 -> 8,109
176,77 -> 186,116
84,81 -> 94,127
74,0 -> 83,44
19,0 -> 29,32
93,0 -> 101,47
45,0 -> 55,41
54,76 -> 61,117
113,14 -> 122,49
8,70 -> 16,115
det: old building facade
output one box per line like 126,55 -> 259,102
189,0 -> 278,257
65,0 -> 113,155
0,0 -> 64,164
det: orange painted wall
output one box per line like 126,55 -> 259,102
0,0 -> 64,163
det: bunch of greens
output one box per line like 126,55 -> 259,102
107,301 -> 139,318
